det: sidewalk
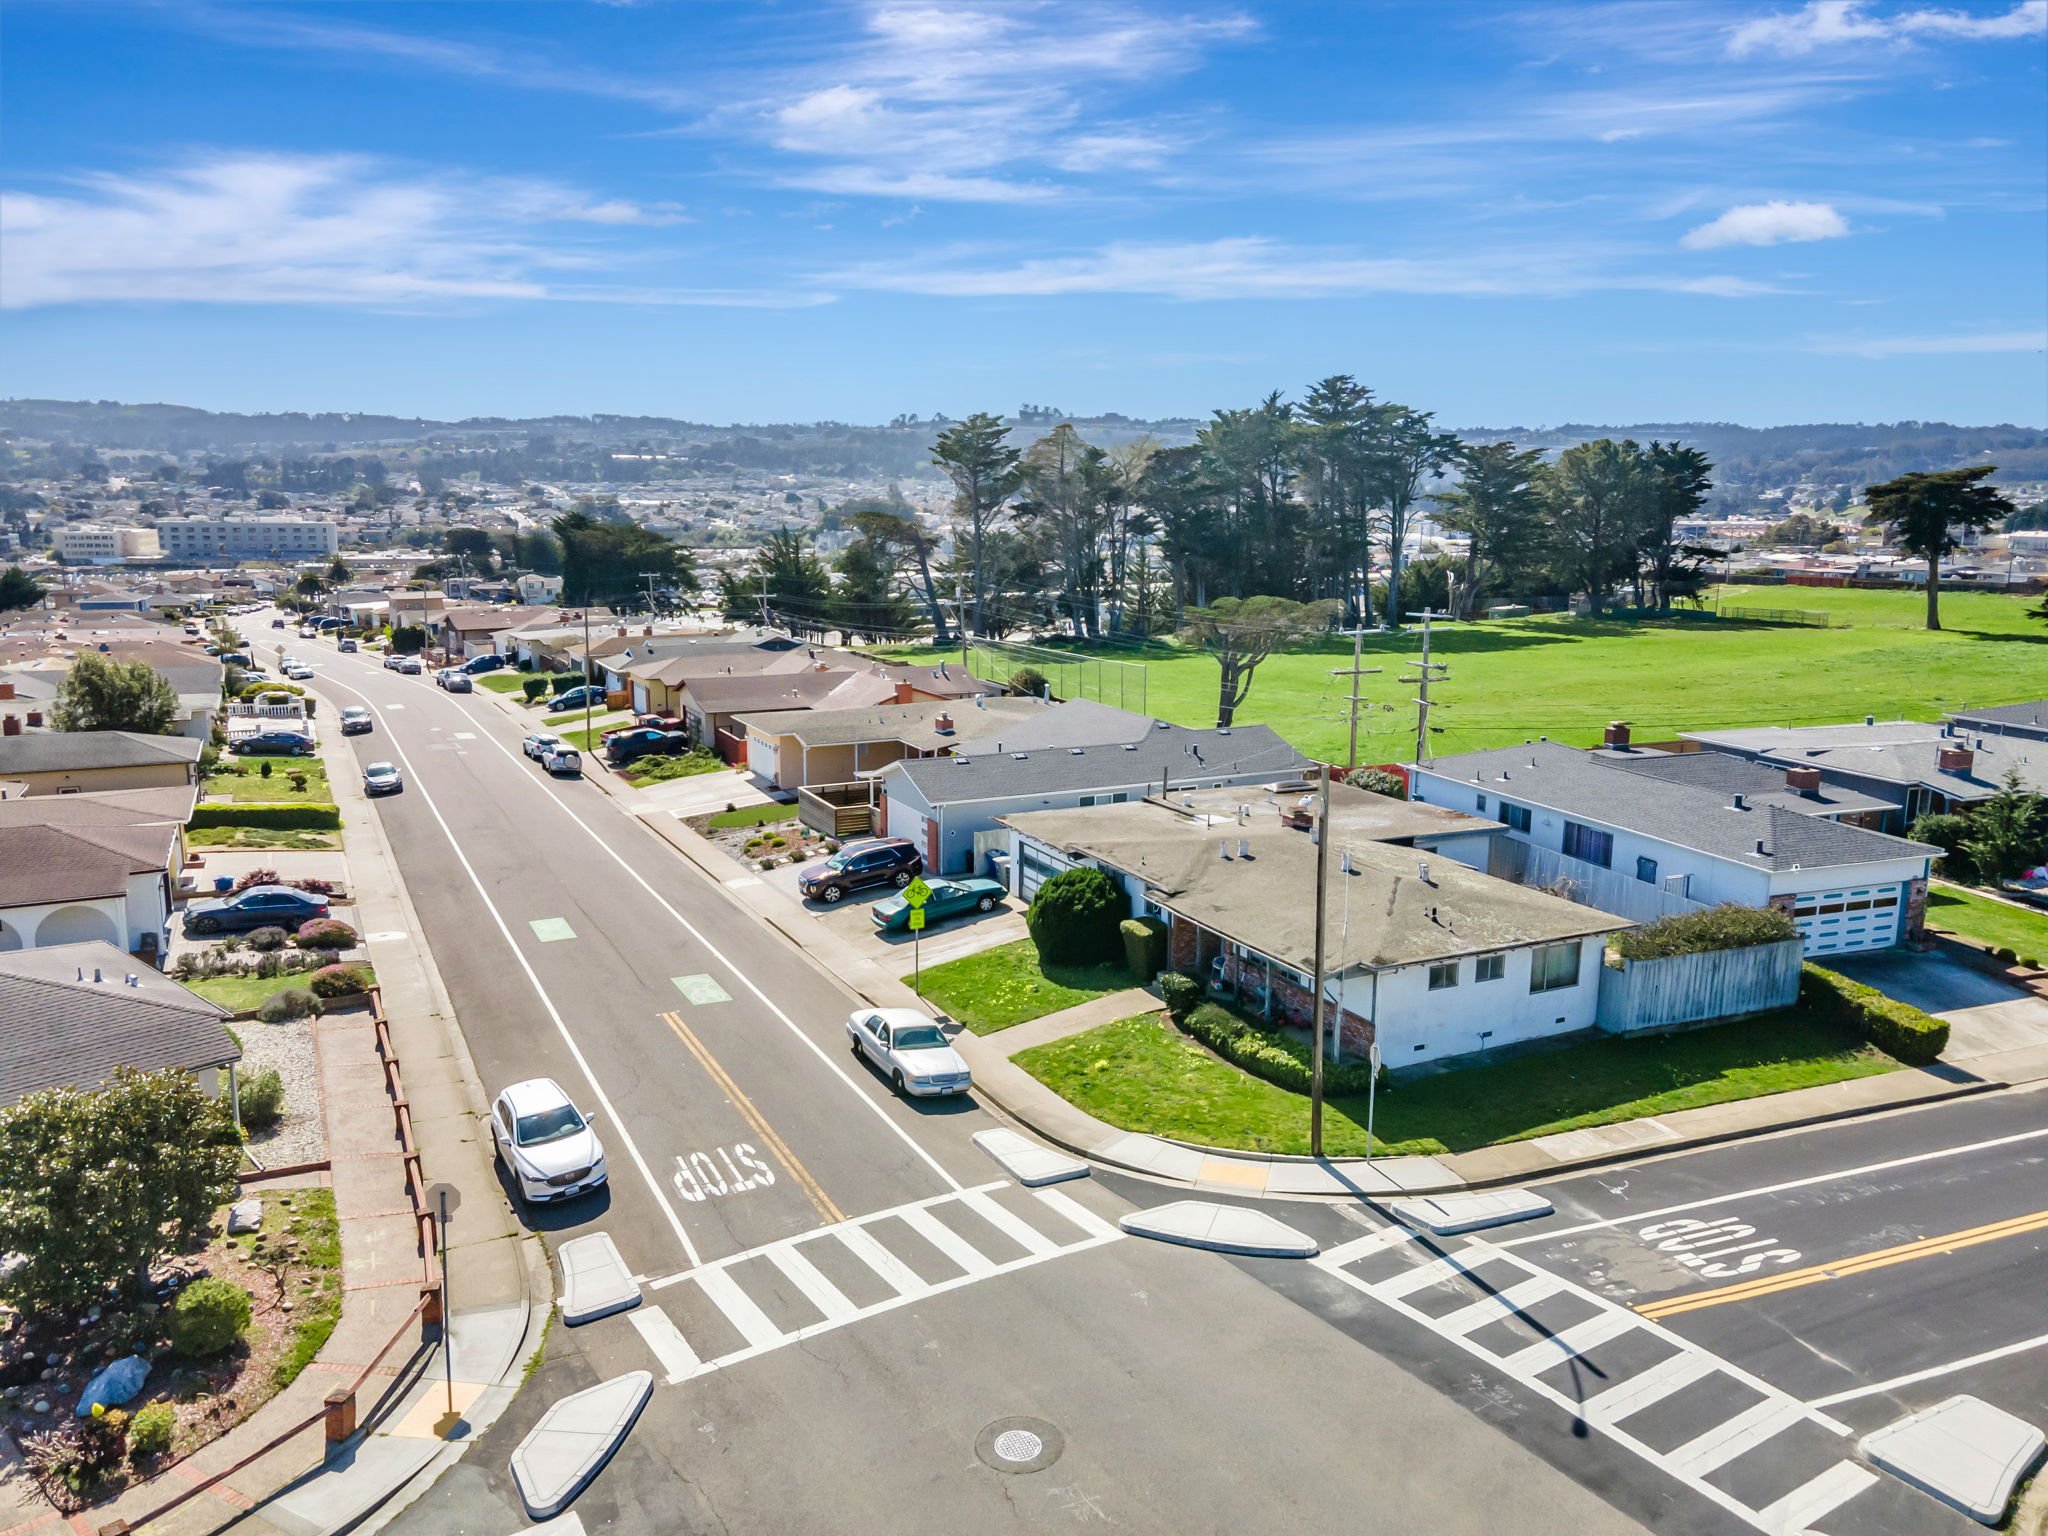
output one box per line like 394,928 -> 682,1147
7,690 -> 554,1536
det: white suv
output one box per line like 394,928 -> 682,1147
490,1079 -> 608,1204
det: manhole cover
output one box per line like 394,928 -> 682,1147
975,1416 -> 1063,1474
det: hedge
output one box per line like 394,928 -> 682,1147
1799,962 -> 1949,1065
190,802 -> 342,831
1026,867 -> 1126,965
1120,917 -> 1168,981
1611,903 -> 1799,961
1157,970 -> 1201,1021
1179,1000 -> 1380,1096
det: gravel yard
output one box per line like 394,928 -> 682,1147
235,1015 -> 326,1169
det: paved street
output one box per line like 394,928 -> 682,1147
276,624 -> 2047,1536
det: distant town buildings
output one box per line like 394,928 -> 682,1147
153,516 -> 339,560
54,524 -> 162,563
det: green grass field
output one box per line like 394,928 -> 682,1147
1925,885 -> 2048,959
1015,1006 -> 1898,1156
910,937 -> 1139,1034
707,802 -> 798,828
876,585 -> 2042,762
207,757 -> 331,802
476,672 -> 528,694
184,972 -> 305,1013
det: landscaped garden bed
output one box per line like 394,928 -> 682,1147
910,937 -> 1139,1035
685,803 -> 828,869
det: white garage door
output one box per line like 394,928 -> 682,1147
1792,885 -> 1902,955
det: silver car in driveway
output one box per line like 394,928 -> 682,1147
490,1078 -> 608,1203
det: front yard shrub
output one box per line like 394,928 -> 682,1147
308,963 -> 373,999
1179,1001 -> 1378,1095
550,674 -> 580,695
295,918 -> 356,950
1908,813 -> 1977,881
1157,970 -> 1201,1021
237,1068 -> 285,1132
127,1403 -> 174,1459
1119,916 -> 1168,981
190,803 -> 341,832
1026,868 -> 1125,965
246,926 -> 288,952
1344,766 -> 1407,799
1799,963 -> 1949,1065
522,676 -> 549,702
1611,903 -> 1799,961
256,988 -> 320,1023
168,1276 -> 251,1357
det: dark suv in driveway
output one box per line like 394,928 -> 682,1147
604,728 -> 689,768
798,838 -> 923,903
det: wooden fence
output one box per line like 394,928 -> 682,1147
1595,938 -> 1804,1036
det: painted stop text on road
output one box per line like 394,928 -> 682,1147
673,1144 -> 777,1202
1638,1215 -> 1801,1279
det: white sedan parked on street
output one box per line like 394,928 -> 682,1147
845,1009 -> 973,1097
490,1078 -> 608,1204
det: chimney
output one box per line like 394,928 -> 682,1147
894,681 -> 915,704
934,712 -> 954,734
1603,720 -> 1631,749
0,682 -> 12,700
1,715 -> 17,736
1786,765 -> 1823,794
24,711 -> 41,728
616,625 -> 627,637
1938,745 -> 1975,775
642,626 -> 653,636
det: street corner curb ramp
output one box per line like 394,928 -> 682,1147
1119,1201 -> 1318,1258
1859,1395 -> 2046,1526
511,1370 -> 655,1520
972,1128 -> 1089,1188
558,1232 -> 640,1326
1388,1189 -> 1554,1236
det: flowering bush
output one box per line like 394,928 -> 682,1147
294,918 -> 356,951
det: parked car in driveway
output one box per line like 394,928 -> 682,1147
799,838 -> 923,903
186,883 -> 330,935
340,706 -> 374,735
235,730 -> 316,756
435,668 -> 473,692
363,761 -> 403,795
551,684 -> 606,712
490,1078 -> 607,1204
461,653 -> 507,673
522,732 -> 580,774
604,727 -> 688,767
869,877 -> 1006,932
845,1009 -> 972,1096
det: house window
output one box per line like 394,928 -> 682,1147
1636,856 -> 1659,885
1501,802 -> 1532,833
1475,954 -> 1505,983
1530,941 -> 1583,993
1474,794 -> 1487,813
1427,962 -> 1459,990
1562,821 -> 1613,868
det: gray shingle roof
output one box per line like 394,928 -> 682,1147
0,823 -> 176,907
1589,748 -> 1892,817
1421,741 -> 1936,873
894,722 -> 1310,807
1945,700 -> 2048,736
949,699 -> 1158,755
0,942 -> 238,1106
0,784 -> 197,829
0,730 -> 203,773
1684,722 -> 2048,802
733,696 -> 1048,751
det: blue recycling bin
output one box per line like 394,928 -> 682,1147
213,876 -> 235,894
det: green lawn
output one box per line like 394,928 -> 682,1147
874,585 -> 2043,762
707,802 -> 799,829
622,751 -> 724,784
909,937 -> 1139,1035
207,758 -> 330,801
187,826 -> 340,850
1014,1007 -> 1899,1156
185,972 -> 305,1013
476,672 -> 528,694
545,706 -> 631,729
1926,885 -> 2048,960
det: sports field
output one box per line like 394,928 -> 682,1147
876,584 -> 2043,762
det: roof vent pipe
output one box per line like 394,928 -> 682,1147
1754,839 -> 1767,855
1733,793 -> 1747,810
93,968 -> 103,983
1237,839 -> 1250,859
1416,860 -> 1431,883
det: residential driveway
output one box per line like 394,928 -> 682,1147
622,766 -> 774,818
1831,948 -> 2048,1059
754,854 -> 1029,968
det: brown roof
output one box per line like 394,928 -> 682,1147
0,823 -> 176,907
0,784 -> 197,828
684,670 -> 858,716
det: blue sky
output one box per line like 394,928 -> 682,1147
3,0 -> 2044,426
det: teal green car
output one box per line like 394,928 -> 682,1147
869,877 -> 1008,931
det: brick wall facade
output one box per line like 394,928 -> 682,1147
1903,876 -> 1929,946
1221,953 -> 1375,1053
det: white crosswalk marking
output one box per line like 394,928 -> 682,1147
1313,1226 -> 1875,1536
632,1182 -> 1120,1385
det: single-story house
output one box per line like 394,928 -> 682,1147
1409,737 -> 1938,957
878,717 -> 1313,876
0,819 -> 183,958
1590,725 -> 1893,828
735,695 -> 1051,791
1680,718 -> 2048,833
0,729 -> 204,796
682,667 -> 865,760
0,783 -> 197,871
431,604 -> 560,660
0,942 -> 241,1107
1943,700 -> 2048,743
999,792 -> 1625,1067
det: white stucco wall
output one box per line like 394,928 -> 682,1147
1356,936 -> 1606,1066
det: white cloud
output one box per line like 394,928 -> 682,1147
1680,200 -> 1851,248
826,236 -> 1782,300
1728,0 -> 2045,57
1809,328 -> 2048,356
0,154 -> 791,309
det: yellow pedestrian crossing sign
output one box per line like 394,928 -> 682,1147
903,877 -> 933,907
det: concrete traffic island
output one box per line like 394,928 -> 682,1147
973,1128 -> 1090,1187
1859,1394 -> 2045,1525
1388,1189 -> 1554,1235
558,1232 -> 641,1325
1119,1201 -> 1319,1258
510,1370 -> 655,1520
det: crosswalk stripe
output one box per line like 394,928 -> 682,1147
693,1264 -> 785,1351
960,1189 -> 1062,1257
1371,1256 -> 1461,1300
1663,1398 -> 1807,1479
897,1206 -> 998,1277
1030,1187 -> 1123,1242
1498,1310 -> 1637,1376
628,1305 -> 701,1384
1315,1226 -> 1415,1269
836,1223 -> 929,1296
1581,1351 -> 1716,1426
769,1244 -> 860,1323
1434,1275 -> 1563,1338
1754,1463 -> 1878,1535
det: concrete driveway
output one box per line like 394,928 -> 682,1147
754,853 -> 1029,968
1831,948 -> 2048,1059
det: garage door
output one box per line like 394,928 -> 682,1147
1791,885 -> 1901,955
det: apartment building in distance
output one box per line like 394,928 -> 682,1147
53,524 -> 162,564
153,517 -> 340,560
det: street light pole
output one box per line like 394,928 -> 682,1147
1309,757 -> 1334,1158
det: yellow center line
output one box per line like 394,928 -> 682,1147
661,1010 -> 845,1225
1636,1207 -> 2048,1320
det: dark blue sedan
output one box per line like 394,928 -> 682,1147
185,884 -> 331,936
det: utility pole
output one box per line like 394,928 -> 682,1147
1309,757 -> 1334,1159
1403,609 -> 1454,765
756,569 -> 771,633
1329,626 -> 1383,772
